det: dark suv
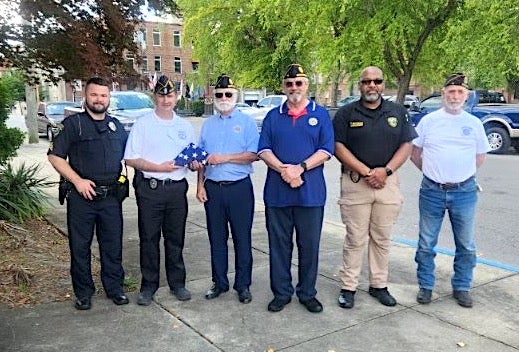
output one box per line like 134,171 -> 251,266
38,101 -> 81,140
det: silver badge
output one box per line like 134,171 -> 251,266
149,178 -> 158,190
108,121 -> 116,131
308,117 -> 318,126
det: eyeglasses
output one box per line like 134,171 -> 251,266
284,80 -> 305,88
215,92 -> 233,99
360,79 -> 384,85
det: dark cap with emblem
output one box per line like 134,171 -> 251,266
215,74 -> 236,89
444,73 -> 469,89
154,75 -> 176,95
284,64 -> 307,79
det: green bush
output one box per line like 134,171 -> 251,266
0,163 -> 55,223
0,74 -> 25,166
191,99 -> 205,116
176,96 -> 186,110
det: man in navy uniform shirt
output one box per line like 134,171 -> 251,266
48,76 -> 129,310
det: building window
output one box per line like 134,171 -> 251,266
154,56 -> 161,72
141,56 -> 148,72
126,54 -> 135,68
174,57 -> 181,73
173,30 -> 181,47
192,62 -> 199,71
153,29 -> 161,46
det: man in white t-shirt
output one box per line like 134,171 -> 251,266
124,75 -> 196,306
410,73 -> 490,308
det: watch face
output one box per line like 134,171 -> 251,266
385,167 -> 393,176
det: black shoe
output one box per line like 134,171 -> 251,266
172,287 -> 191,301
238,289 -> 252,304
453,290 -> 473,308
205,284 -> 229,300
299,297 -> 323,313
338,289 -> 355,309
267,297 -> 292,312
137,291 -> 154,306
74,297 -> 91,310
369,287 -> 397,306
416,288 -> 432,304
110,293 -> 129,305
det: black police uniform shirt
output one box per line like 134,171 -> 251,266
333,99 -> 418,169
48,111 -> 128,184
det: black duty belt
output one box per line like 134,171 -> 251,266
144,177 -> 185,190
206,177 -> 247,186
93,185 -> 117,200
424,175 -> 475,190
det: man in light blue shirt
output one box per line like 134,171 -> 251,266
196,74 -> 259,304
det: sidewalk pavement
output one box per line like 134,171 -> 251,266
1,138 -> 518,352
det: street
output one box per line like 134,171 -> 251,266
7,113 -> 519,271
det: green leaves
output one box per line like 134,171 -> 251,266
0,163 -> 55,223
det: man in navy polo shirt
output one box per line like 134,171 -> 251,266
258,64 -> 334,313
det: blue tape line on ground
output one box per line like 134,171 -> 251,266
393,237 -> 519,273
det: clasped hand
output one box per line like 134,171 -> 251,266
280,164 -> 304,188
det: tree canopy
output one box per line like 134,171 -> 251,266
0,0 -> 177,83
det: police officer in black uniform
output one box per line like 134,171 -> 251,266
48,77 -> 129,310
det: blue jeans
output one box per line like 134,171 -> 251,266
415,176 -> 478,291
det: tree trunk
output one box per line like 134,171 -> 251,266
24,84 -> 39,144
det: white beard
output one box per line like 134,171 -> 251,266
214,100 -> 234,113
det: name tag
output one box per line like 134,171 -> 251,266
350,121 -> 364,128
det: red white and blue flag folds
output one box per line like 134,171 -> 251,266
174,143 -> 208,167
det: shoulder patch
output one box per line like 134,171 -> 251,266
387,117 -> 398,128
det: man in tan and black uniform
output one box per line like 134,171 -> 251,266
332,66 -> 417,309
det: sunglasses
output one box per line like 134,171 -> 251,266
215,92 -> 233,98
360,79 -> 384,85
284,80 -> 305,88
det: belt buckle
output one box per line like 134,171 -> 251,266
440,183 -> 456,190
94,186 -> 109,199
149,178 -> 158,190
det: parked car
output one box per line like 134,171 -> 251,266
337,95 -> 360,107
235,102 -> 259,115
410,90 -> 519,154
253,95 -> 288,130
385,94 -> 420,109
62,91 -> 155,133
38,101 -> 82,140
109,91 -> 155,132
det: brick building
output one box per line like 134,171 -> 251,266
125,14 -> 196,95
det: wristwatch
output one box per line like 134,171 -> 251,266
385,167 -> 393,176
300,162 -> 308,172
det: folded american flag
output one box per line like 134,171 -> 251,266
174,143 -> 208,167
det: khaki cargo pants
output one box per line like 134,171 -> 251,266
338,171 -> 403,291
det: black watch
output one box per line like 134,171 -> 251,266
385,167 -> 393,176
300,162 -> 308,172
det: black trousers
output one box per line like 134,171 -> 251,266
66,190 -> 124,299
135,179 -> 188,294
204,177 -> 254,292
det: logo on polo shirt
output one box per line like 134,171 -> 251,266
350,121 -> 363,128
387,117 -> 398,127
233,125 -> 242,133
308,117 -> 318,126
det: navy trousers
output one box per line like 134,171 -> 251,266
266,206 -> 324,301
67,190 -> 124,299
204,177 -> 254,292
136,179 -> 188,294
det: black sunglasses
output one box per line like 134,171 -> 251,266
215,92 -> 233,98
360,79 -> 384,85
284,80 -> 304,88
